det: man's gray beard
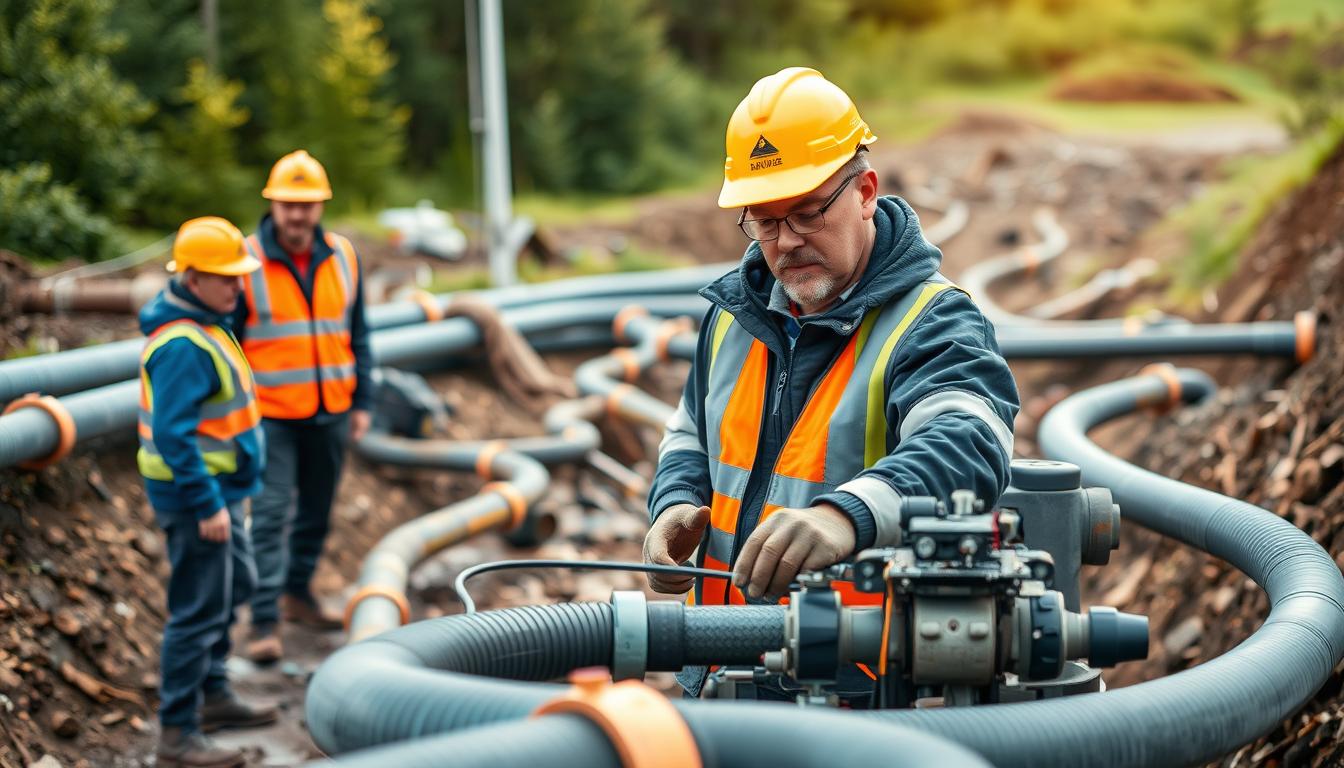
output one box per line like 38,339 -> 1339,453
780,271 -> 840,311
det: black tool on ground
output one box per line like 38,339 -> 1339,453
370,367 -> 451,438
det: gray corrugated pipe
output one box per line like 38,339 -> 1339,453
0,264 -> 731,404
847,366 -> 1344,766
305,602 -> 989,767
997,312 -> 1316,362
345,397 -> 603,640
0,294 -> 710,469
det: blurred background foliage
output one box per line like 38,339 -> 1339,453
0,0 -> 1341,261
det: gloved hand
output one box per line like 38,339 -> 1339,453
732,504 -> 856,600
642,503 -> 711,594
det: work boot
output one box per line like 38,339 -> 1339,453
156,726 -> 245,768
280,593 -> 344,631
200,689 -> 279,732
245,630 -> 283,664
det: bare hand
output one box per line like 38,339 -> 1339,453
732,504 -> 856,600
198,508 -> 231,542
642,504 -> 711,593
350,409 -> 372,442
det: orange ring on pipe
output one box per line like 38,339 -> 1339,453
535,668 -> 702,768
344,585 -> 411,631
653,318 -> 693,362
1139,363 -> 1182,412
475,440 -> 509,480
1122,315 -> 1145,337
3,393 -> 77,470
1295,311 -> 1316,364
612,305 -> 649,343
482,481 -> 529,530
1021,247 -> 1039,277
606,383 -> 638,418
410,289 -> 444,322
610,348 -> 641,382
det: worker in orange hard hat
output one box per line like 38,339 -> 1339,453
644,68 -> 1020,702
233,150 -> 373,663
139,217 -> 277,767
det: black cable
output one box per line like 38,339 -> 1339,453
453,559 -> 731,613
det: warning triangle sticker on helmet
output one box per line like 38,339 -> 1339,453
750,135 -> 780,158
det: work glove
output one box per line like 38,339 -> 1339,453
643,503 -> 711,594
733,504 -> 856,601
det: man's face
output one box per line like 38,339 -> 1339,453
187,270 -> 245,314
271,200 -> 324,248
745,168 -> 878,314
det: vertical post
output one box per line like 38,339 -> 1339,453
478,0 -> 518,286
201,0 -> 219,73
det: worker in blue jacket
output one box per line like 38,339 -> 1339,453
644,68 -> 1019,701
139,217 -> 277,768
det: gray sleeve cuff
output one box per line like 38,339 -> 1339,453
833,475 -> 905,547
814,491 -> 876,552
649,488 -> 704,523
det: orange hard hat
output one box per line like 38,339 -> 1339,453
262,150 -> 333,202
167,217 -> 260,276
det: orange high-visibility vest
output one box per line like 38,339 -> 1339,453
241,232 -> 359,419
138,316 -> 262,481
692,278 -> 958,607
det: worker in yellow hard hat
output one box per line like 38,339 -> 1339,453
139,217 -> 276,767
235,150 -> 373,662
644,68 -> 1020,702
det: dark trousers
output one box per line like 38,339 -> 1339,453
250,414 -> 348,629
159,500 -> 256,730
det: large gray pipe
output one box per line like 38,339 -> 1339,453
0,295 -> 709,469
306,602 -> 988,767
0,265 -> 731,405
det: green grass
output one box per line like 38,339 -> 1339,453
1161,121 -> 1343,302
1261,0 -> 1344,30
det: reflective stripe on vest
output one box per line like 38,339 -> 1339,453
241,232 -> 359,419
692,278 -> 956,607
138,319 -> 262,482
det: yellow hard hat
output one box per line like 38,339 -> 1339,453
718,67 -> 876,209
262,149 -> 333,202
167,217 -> 260,276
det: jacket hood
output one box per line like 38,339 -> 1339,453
700,195 -> 942,340
138,277 -> 230,336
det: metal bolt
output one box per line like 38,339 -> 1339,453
969,621 -> 991,639
959,536 -> 978,556
915,536 -> 937,559
920,621 -> 942,639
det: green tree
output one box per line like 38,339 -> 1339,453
304,0 -> 409,209
139,60 -> 255,226
0,0 -> 152,216
0,163 -> 118,261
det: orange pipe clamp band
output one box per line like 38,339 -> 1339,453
653,317 -> 693,362
610,348 -> 642,383
535,668 -> 702,768
1021,247 -> 1040,277
606,383 -> 638,418
1139,363 -> 1182,412
612,305 -> 649,344
482,481 -> 529,530
410,290 -> 444,323
1295,311 -> 1316,365
343,585 -> 411,631
475,440 -> 509,480
3,393 -> 77,470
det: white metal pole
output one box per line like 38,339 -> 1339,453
479,0 -> 517,286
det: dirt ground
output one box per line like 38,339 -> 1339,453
4,112 -> 1342,767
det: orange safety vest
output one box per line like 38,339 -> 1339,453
137,316 -> 262,481
241,232 -> 359,419
693,278 -> 958,607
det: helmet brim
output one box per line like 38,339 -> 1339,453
262,188 -> 332,202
